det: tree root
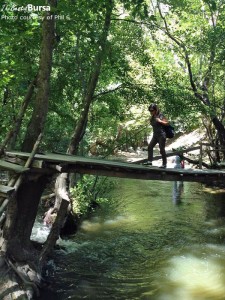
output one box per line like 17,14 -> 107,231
5,258 -> 40,298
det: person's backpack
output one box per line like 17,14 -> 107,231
164,124 -> 175,138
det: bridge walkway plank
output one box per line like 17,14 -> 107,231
5,151 -> 225,183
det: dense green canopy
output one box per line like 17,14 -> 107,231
0,2 -> 225,297
0,0 -> 224,155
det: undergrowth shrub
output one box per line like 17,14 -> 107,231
70,175 -> 117,216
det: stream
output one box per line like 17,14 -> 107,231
34,179 -> 225,300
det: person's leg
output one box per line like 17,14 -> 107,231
147,136 -> 157,161
158,136 -> 167,166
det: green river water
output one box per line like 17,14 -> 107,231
39,179 -> 225,300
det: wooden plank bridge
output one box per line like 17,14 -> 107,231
0,151 -> 224,191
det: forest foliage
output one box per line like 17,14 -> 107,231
0,2 -> 224,297
0,0 -> 224,155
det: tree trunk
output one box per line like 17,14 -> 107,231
4,175 -> 49,259
68,0 -> 113,155
22,0 -> 57,152
0,173 -> 51,299
42,1 -> 114,266
0,1 -> 58,297
0,77 -> 37,156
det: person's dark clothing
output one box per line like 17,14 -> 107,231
150,112 -> 166,137
148,112 -> 167,166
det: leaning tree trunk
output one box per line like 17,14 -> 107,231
43,0 -> 114,260
41,0 -> 113,268
68,0 -> 113,155
22,0 -> 56,152
0,77 -> 37,157
0,1 -> 57,298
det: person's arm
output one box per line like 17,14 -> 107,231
155,116 -> 169,125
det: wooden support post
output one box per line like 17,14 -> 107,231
48,164 -> 63,172
199,142 -> 203,169
0,185 -> 15,199
0,133 -> 43,222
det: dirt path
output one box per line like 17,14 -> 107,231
116,129 -> 206,167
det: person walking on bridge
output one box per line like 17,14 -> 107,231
143,103 -> 169,168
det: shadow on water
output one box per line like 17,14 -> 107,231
37,179 -> 225,300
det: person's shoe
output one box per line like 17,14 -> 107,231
143,160 -> 152,166
159,164 -> 167,169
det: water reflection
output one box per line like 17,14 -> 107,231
172,155 -> 184,205
80,215 -> 134,234
172,181 -> 184,205
155,245 -> 225,300
156,185 -> 225,300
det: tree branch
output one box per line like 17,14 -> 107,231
93,84 -> 123,99
156,2 -> 209,104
